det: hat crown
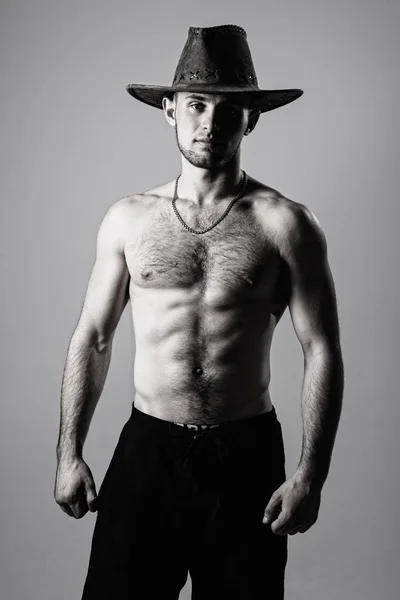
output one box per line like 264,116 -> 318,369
171,24 -> 259,88
125,23 -> 303,113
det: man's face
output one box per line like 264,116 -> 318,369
167,92 -> 256,170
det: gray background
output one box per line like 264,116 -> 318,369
1,0 -> 399,599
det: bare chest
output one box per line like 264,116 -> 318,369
124,201 -> 282,300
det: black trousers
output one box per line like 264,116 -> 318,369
81,402 -> 288,599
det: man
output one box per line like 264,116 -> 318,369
54,25 -> 344,600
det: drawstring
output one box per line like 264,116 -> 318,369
205,430 -> 230,464
180,435 -> 199,470
177,429 -> 230,526
180,428 -> 229,472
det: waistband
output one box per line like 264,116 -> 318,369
129,402 -> 278,437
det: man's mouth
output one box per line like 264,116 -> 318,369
196,139 -> 226,146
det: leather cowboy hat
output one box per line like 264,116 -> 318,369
126,24 -> 303,113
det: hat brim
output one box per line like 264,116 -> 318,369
125,84 -> 303,113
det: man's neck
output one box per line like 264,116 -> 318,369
177,158 -> 243,207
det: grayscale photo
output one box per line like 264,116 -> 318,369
1,1 -> 398,599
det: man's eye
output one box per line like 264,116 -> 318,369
190,103 -> 204,111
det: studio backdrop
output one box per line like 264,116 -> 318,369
0,1 -> 399,599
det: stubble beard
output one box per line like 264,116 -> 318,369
175,124 -> 242,171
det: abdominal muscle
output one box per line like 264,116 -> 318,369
130,285 -> 275,424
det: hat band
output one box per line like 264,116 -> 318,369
172,67 -> 258,87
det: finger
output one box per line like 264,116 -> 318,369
85,491 -> 98,513
70,498 -> 89,519
270,511 -> 294,536
262,491 -> 283,524
59,503 -> 74,517
288,526 -> 303,536
83,477 -> 98,511
276,515 -> 302,536
299,522 -> 313,534
280,513 -> 317,535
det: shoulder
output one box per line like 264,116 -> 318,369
281,204 -> 327,267
96,182 -> 174,247
95,198 -> 131,253
250,179 -> 327,259
109,180 -> 175,213
104,183 -> 170,218
97,195 -> 148,252
98,196 -> 136,232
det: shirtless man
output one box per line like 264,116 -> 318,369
54,25 -> 344,600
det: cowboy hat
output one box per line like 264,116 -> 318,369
126,24 -> 303,113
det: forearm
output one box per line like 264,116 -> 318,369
56,332 -> 112,462
295,348 -> 344,491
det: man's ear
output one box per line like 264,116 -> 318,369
244,108 -> 261,136
162,94 -> 176,127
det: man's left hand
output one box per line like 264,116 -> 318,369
262,475 -> 321,535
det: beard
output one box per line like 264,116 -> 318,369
175,124 -> 242,170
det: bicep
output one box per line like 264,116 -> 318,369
283,206 -> 341,357
74,202 -> 130,346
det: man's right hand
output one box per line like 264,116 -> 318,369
54,457 -> 98,519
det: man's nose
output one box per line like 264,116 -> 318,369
201,108 -> 220,132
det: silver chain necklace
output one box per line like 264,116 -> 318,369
171,170 -> 248,234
